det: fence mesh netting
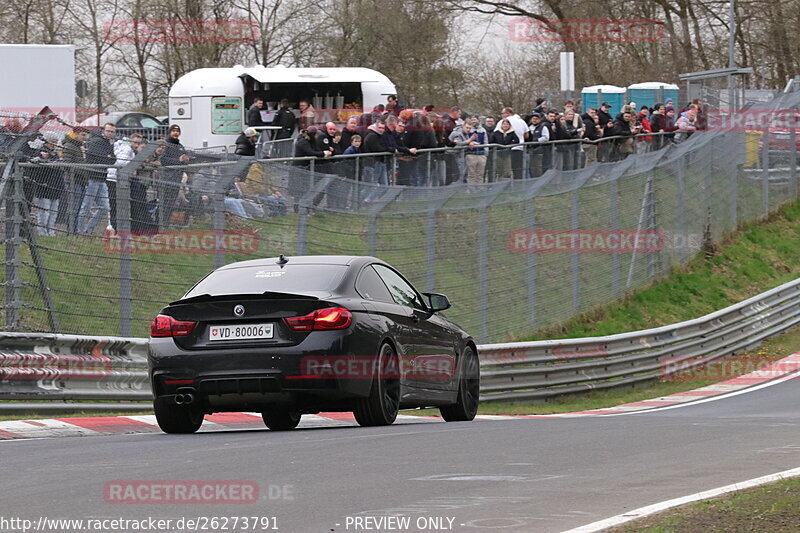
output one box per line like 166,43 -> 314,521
1,93 -> 798,341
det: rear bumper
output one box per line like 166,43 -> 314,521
148,332 -> 378,410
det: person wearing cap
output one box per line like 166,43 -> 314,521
235,127 -> 259,156
159,124 -> 190,226
31,133 -> 65,236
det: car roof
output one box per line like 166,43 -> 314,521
216,255 -> 381,270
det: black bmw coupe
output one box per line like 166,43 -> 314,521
148,255 -> 480,433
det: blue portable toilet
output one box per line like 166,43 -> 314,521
626,82 -> 680,111
581,85 -> 626,117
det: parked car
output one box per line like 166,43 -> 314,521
148,255 -> 480,433
80,112 -> 168,141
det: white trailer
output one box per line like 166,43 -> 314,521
0,44 -> 76,124
168,65 -> 397,149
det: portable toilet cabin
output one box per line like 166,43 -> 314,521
626,82 -> 680,111
581,85 -> 626,117
168,66 -> 397,150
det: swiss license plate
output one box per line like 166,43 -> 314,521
209,323 -> 274,341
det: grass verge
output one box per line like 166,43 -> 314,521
610,477 -> 800,533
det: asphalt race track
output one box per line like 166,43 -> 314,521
0,376 -> 798,533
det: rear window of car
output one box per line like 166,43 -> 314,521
184,264 -> 347,297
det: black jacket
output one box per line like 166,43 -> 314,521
611,115 -> 633,137
235,134 -> 256,156
491,130 -> 520,147
247,104 -> 265,127
86,135 -> 116,181
271,106 -> 296,134
293,135 -> 326,167
581,113 -> 601,141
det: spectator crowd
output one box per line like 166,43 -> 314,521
0,93 -> 705,236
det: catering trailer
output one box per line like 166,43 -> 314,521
168,65 -> 397,149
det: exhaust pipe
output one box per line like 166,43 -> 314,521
175,394 -> 185,405
182,393 -> 195,405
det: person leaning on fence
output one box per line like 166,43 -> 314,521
290,126 -> 332,212
674,106 -> 698,144
649,103 -> 666,150
362,120 -> 390,201
528,113 -> 550,177
235,127 -> 259,156
495,107 -> 529,180
464,117 -> 489,184
597,102 -> 614,162
491,118 -> 519,180
159,124 -> 190,225
609,111 -> 637,161
78,122 -> 116,235
581,107 -> 602,165
30,133 -> 64,237
106,132 -> 143,234
61,127 -> 89,234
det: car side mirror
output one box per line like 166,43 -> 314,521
424,293 -> 451,313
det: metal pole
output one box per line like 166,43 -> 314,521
727,0 -> 736,111
5,163 -> 22,329
426,208 -> 437,293
610,177 -> 621,297
761,124 -> 770,215
525,198 -> 537,329
478,207 -> 489,342
570,188 -> 580,313
117,164 -> 132,336
677,159 -> 688,261
790,106 -> 798,199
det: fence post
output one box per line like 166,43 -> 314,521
570,187 -> 580,313
4,162 -> 22,330
730,131 -> 738,228
213,169 -> 226,269
610,176 -> 621,298
478,206 -> 489,342
760,125 -> 770,215
525,197 -> 537,330
790,106 -> 798,199
117,161 -> 133,337
677,157 -> 688,262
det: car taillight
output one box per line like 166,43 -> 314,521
150,314 -> 197,337
286,307 -> 352,331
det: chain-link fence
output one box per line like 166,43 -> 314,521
1,95 -> 797,342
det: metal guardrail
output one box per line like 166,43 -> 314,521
0,277 -> 798,411
479,277 -> 800,402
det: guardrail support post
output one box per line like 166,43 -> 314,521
478,206 -> 489,342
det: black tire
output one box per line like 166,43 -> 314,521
262,407 -> 302,431
353,343 -> 400,427
440,345 -> 480,422
153,397 -> 204,434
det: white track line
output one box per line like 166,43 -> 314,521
563,466 -> 800,532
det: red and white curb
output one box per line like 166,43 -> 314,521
1,353 -> 798,441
